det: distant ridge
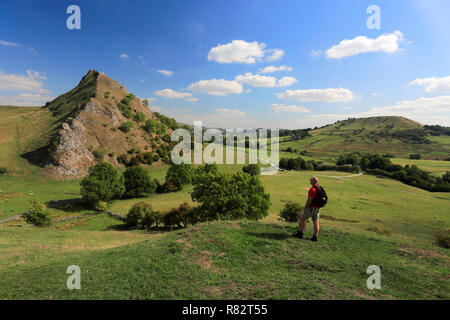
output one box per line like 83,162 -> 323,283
280,116 -> 450,159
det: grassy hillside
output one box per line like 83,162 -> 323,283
280,116 -> 450,160
1,161 -> 449,299
2,166 -> 449,243
0,220 -> 448,299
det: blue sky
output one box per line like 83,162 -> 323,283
1,0 -> 450,128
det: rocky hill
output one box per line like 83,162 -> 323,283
19,70 -> 177,178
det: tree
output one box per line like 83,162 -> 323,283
191,171 -> 270,221
80,162 -> 125,207
143,99 -> 149,107
123,166 -> 157,198
165,162 -> 193,190
242,164 -> 260,176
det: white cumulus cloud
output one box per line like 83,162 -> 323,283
259,65 -> 292,74
120,54 -> 129,59
0,70 -> 47,91
154,89 -> 192,99
277,88 -> 355,102
207,40 -> 285,64
325,31 -> 404,59
157,69 -> 174,76
0,93 -> 54,106
188,79 -> 243,96
0,40 -> 21,47
235,73 -> 297,88
266,49 -> 284,61
277,76 -> 298,87
366,96 -> 450,114
270,104 -> 310,113
409,76 -> 450,93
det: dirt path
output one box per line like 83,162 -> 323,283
0,214 -> 22,224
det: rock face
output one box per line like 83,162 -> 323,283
44,70 -> 167,178
49,117 -> 94,176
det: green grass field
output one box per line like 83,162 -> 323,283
1,109 -> 449,300
0,221 -> 448,299
391,158 -> 450,177
1,162 -> 449,299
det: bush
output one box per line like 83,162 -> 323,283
117,154 -> 128,165
161,134 -> 171,143
165,163 -> 193,190
126,202 -> 160,229
195,163 -> 219,176
242,164 -> 260,176
158,180 -> 178,193
104,91 -> 110,99
119,121 -> 133,133
279,202 -> 303,222
161,203 -> 201,228
123,166 -> 157,198
122,109 -> 133,119
0,167 -> 7,174
191,170 -> 270,221
92,147 -> 107,162
93,201 -> 108,213
129,156 -> 140,166
23,199 -> 51,226
434,229 -> 450,248
143,152 -> 153,164
134,111 -> 146,122
80,162 -> 125,207
144,119 -> 158,133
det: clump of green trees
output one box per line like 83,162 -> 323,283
80,162 -> 126,207
80,162 -> 160,208
191,164 -> 270,221
124,163 -> 271,230
280,152 -> 450,192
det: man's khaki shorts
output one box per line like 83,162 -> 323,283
300,207 -> 320,222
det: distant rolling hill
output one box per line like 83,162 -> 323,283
280,116 -> 450,160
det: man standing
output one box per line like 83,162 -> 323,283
293,176 -> 321,242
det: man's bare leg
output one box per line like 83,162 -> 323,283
313,220 -> 319,236
300,216 -> 306,232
